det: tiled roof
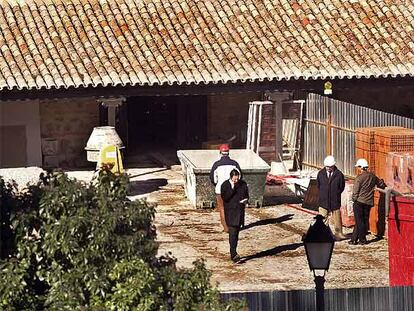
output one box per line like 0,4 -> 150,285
0,0 -> 413,91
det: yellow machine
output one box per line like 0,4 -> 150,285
97,145 -> 124,174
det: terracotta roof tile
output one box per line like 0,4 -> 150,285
0,0 -> 413,91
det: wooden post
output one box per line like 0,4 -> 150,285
274,100 -> 283,161
0,102 -> 3,168
326,96 -> 332,155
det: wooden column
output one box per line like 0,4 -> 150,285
0,102 -> 3,167
325,96 -> 332,156
274,99 -> 283,161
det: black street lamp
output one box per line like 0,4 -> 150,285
303,214 -> 335,311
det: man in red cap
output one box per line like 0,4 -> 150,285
210,144 -> 242,232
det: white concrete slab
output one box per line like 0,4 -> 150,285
177,149 -> 270,173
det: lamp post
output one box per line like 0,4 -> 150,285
303,214 -> 335,311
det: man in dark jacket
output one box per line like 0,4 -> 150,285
317,155 -> 346,240
349,158 -> 386,245
210,144 -> 242,232
221,169 -> 249,263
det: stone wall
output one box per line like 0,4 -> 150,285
39,97 -> 99,168
207,93 -> 261,148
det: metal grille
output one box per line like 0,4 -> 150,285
221,286 -> 414,311
303,93 -> 414,177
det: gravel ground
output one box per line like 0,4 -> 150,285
0,166 -> 389,292
150,169 -> 388,292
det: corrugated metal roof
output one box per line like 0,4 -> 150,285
0,0 -> 413,91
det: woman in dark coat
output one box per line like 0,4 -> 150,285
221,169 -> 249,263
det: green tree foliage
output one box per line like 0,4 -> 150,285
0,170 -> 245,310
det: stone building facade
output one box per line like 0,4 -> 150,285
39,97 -> 99,168
1,92 -> 266,168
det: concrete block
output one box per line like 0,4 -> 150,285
41,138 -> 59,156
270,161 -> 288,175
43,155 -> 59,168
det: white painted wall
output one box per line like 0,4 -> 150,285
0,100 -> 42,167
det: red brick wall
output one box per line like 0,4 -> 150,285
257,101 -> 301,163
258,104 -> 277,163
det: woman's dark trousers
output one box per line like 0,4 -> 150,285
228,226 -> 240,259
351,201 -> 372,243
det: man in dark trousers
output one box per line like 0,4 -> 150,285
317,155 -> 346,240
221,169 -> 249,263
349,158 -> 386,245
210,144 -> 242,232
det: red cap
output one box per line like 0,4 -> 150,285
219,144 -> 230,153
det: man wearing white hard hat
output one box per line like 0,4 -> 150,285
349,158 -> 386,245
316,155 -> 346,240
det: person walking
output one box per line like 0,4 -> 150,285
317,155 -> 346,240
221,169 -> 249,263
210,144 -> 242,232
349,158 -> 386,245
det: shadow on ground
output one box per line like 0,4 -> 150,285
128,178 -> 168,196
242,214 -> 294,231
238,242 -> 303,264
368,236 -> 384,244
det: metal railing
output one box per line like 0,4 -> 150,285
221,286 -> 414,311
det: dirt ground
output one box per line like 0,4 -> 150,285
127,165 -> 389,292
0,165 -> 389,292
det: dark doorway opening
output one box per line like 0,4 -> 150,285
118,95 -> 207,166
127,96 -> 178,150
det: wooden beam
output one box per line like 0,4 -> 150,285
1,76 -> 413,101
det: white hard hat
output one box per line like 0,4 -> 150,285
355,158 -> 369,168
323,155 -> 336,167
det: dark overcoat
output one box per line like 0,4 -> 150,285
220,179 -> 249,227
316,167 -> 345,211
